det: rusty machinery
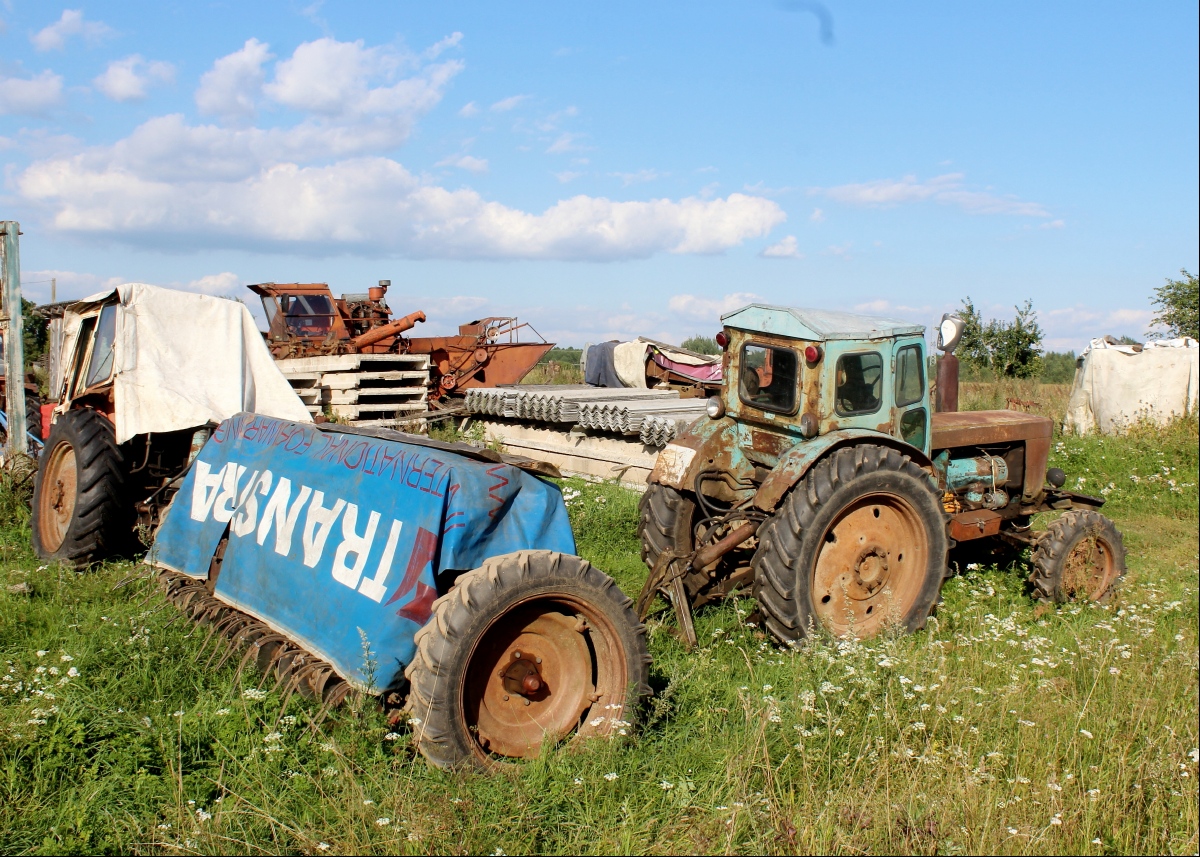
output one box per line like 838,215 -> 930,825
249,280 -> 554,401
637,305 -> 1125,648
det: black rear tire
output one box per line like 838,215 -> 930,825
25,391 -> 43,440
1030,510 -> 1125,603
752,444 -> 949,644
31,408 -> 129,567
404,550 -> 651,770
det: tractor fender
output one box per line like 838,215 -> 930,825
648,416 -> 740,491
752,429 -> 934,513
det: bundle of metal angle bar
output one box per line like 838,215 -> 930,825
639,408 -> 706,446
159,570 -> 357,709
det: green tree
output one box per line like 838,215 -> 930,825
680,334 -> 719,355
956,298 -> 1045,379
1149,269 -> 1198,339
21,298 -> 48,371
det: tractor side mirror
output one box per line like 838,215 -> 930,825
937,314 -> 965,354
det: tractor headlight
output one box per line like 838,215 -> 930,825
706,396 -> 725,419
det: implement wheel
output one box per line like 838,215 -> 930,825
752,444 -> 948,643
30,408 -> 128,567
1030,510 -> 1125,603
404,550 -> 650,770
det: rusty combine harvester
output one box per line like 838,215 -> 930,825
250,281 -> 554,424
636,305 -> 1126,646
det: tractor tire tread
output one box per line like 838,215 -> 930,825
404,550 -> 650,770
30,408 -> 129,567
1029,509 -> 1126,603
751,443 -> 947,645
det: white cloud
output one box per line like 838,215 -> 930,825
809,207 -> 825,223
437,154 -> 488,173
546,132 -> 586,154
555,170 -> 583,183
761,235 -> 803,259
1043,305 -> 1155,346
1040,219 -> 1066,229
19,154 -> 784,260
458,101 -> 479,117
827,242 -> 852,258
94,56 -> 175,102
490,94 -> 528,112
195,38 -> 273,119
187,272 -> 241,294
0,71 -> 64,115
816,173 -> 1050,218
423,32 -> 463,60
15,34 -> 783,262
32,9 -> 112,51
852,298 -> 931,318
611,169 -> 660,187
668,292 -> 763,320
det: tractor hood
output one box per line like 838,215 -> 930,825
62,283 -> 312,444
720,304 -> 924,342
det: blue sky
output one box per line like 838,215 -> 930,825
1,1 -> 1196,350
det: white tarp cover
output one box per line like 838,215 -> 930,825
1064,336 -> 1199,435
62,283 -> 312,444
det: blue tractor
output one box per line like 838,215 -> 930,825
637,305 -> 1125,646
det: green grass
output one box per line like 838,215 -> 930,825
1,421 -> 1197,855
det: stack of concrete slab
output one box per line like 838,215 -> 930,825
465,384 -> 705,447
274,353 -> 430,427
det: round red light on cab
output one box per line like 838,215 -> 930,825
715,331 -> 728,349
804,345 -> 821,363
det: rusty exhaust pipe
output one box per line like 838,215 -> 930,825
935,353 -> 959,413
691,521 -> 758,570
353,310 -> 426,350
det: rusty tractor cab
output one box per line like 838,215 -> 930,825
638,304 -> 1125,647
249,281 -> 554,400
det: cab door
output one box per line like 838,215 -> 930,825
892,338 -> 929,454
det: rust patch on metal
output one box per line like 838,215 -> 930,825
751,430 -> 791,459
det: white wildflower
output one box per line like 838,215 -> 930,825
660,781 -> 674,790
375,817 -> 390,827
604,772 -> 619,781
1079,729 -> 1093,739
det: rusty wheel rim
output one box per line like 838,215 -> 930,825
37,441 -> 78,553
1061,532 -> 1119,601
811,493 -> 929,638
463,596 -> 628,762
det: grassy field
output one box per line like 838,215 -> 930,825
1,415 -> 1196,855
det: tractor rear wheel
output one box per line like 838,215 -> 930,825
752,444 -> 948,643
1030,510 -> 1125,603
404,550 -> 651,770
30,408 -> 129,567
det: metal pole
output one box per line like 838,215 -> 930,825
51,277 -> 56,303
1,221 -> 28,454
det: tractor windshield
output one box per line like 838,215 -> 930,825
739,343 -> 798,414
82,304 -> 118,389
271,294 -> 335,338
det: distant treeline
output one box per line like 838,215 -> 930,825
960,350 -> 1077,385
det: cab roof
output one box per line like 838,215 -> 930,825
720,304 -> 925,342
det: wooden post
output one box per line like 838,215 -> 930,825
1,221 -> 28,454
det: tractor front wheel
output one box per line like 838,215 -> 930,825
1030,510 -> 1125,603
752,444 -> 949,643
404,550 -> 651,770
30,408 -> 129,567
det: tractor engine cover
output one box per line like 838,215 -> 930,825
152,412 -> 576,694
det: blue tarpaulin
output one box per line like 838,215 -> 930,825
153,413 -> 575,692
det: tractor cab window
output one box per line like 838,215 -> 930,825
82,304 -> 118,389
835,352 -> 883,415
277,294 -> 335,338
739,343 -> 798,414
894,344 -> 925,407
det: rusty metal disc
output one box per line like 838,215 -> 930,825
812,492 -> 929,638
1060,532 -> 1119,601
36,442 -> 77,553
473,347 -> 490,365
462,598 -> 627,761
